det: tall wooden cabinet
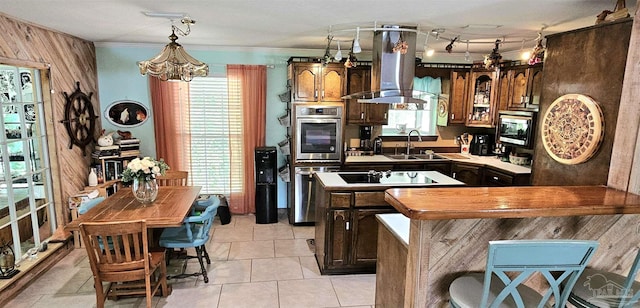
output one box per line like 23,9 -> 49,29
288,61 -> 345,102
345,65 -> 389,125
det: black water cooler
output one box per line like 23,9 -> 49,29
255,147 -> 278,224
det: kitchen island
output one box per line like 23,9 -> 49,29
378,186 -> 640,307
313,171 -> 463,275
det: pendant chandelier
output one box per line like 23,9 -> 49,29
137,17 -> 209,82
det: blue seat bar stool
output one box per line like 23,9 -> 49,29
158,199 -> 219,283
449,239 -> 599,308
567,248 -> 640,307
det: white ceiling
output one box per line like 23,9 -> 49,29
1,0 -> 636,61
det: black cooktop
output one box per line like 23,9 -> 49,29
339,172 -> 438,184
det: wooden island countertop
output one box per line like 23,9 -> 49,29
376,185 -> 640,307
384,185 -> 640,220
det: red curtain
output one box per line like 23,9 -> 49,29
226,65 -> 267,214
149,77 -> 191,173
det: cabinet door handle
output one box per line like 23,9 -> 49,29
452,172 -> 457,179
451,114 -> 455,120
315,90 -> 318,99
360,112 -> 365,120
322,90 -> 325,99
346,221 -> 350,230
384,112 -> 387,119
493,176 -> 499,181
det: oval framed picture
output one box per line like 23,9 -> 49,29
105,100 -> 150,127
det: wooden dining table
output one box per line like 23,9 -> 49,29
65,185 -> 202,232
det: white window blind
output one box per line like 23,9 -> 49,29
188,76 -> 243,194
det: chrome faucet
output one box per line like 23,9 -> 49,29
406,129 -> 422,155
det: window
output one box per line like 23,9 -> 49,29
0,65 -> 55,260
187,76 -> 243,195
381,92 -> 438,135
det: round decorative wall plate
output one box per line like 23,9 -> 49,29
541,94 -> 604,165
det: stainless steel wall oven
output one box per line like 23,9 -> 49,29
294,104 -> 343,163
289,103 -> 343,225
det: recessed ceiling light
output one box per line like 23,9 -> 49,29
462,24 -> 503,29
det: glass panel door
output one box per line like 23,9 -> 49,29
0,65 -> 54,261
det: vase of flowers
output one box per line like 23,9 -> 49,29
121,157 -> 169,204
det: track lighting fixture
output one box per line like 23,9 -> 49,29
464,40 -> 471,62
352,27 -> 362,53
334,40 -> 342,61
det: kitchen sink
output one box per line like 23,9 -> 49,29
384,154 -> 448,160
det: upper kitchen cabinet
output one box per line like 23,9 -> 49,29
466,67 -> 498,127
526,64 -> 543,110
345,65 -> 389,125
449,69 -> 470,124
414,63 -> 472,126
496,62 -> 544,111
288,58 -> 345,103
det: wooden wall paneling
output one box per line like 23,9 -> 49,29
0,12 -> 100,227
609,6 -> 640,194
532,19 -> 633,186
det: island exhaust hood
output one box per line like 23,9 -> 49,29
342,25 -> 426,104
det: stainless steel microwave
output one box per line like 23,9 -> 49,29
497,110 -> 536,148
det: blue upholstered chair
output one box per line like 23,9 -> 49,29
567,248 -> 640,307
449,240 -> 599,308
158,198 -> 219,283
78,197 -> 106,215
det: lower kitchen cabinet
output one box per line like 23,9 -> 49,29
315,186 -> 396,274
451,162 -> 483,186
325,208 -> 395,271
451,162 -> 531,186
483,166 -> 531,186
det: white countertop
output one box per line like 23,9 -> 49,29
315,170 -> 464,188
376,213 -> 409,247
345,153 -> 532,174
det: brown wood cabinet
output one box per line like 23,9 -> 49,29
449,70 -> 470,124
526,64 -> 543,109
496,63 -> 544,111
451,162 -> 483,186
345,65 -> 389,125
289,62 -> 344,102
466,69 -> 498,127
414,64 -> 472,126
315,185 -> 395,274
451,162 -> 531,186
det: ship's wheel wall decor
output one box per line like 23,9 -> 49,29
541,94 -> 605,165
59,81 -> 99,156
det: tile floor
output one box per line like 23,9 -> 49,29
6,212 -> 376,308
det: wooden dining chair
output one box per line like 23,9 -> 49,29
566,248 -> 640,307
155,170 -> 188,186
80,220 -> 168,308
448,239 -> 599,308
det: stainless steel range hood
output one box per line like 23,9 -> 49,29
342,25 -> 426,104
